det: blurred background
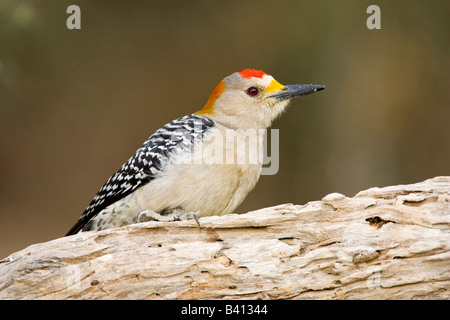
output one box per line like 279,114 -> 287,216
0,0 -> 449,258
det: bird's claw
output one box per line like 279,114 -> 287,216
136,209 -> 200,227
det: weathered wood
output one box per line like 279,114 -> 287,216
1,177 -> 449,299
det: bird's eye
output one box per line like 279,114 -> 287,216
247,87 -> 259,97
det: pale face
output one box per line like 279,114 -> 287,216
197,69 -> 325,129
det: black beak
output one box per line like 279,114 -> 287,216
271,84 -> 325,101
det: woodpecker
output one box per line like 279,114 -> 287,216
66,69 -> 325,235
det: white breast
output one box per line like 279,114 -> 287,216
129,124 -> 264,217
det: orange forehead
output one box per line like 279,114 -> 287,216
238,69 -> 268,79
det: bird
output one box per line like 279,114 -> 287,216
66,69 -> 325,235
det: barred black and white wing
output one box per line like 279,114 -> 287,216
66,114 -> 215,235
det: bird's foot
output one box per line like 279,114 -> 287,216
136,209 -> 200,227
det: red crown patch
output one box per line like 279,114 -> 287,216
238,69 -> 268,79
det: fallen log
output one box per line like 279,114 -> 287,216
1,177 -> 449,299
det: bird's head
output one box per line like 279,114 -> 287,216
196,69 -> 325,129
